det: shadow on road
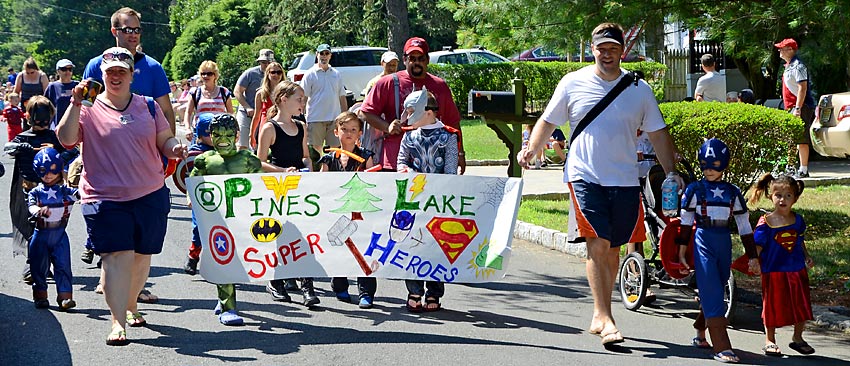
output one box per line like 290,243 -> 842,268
0,293 -> 72,365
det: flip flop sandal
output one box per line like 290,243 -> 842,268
106,329 -> 129,346
406,294 -> 423,313
423,297 -> 442,312
789,341 -> 815,355
137,289 -> 159,304
126,312 -> 147,327
712,350 -> 739,363
692,337 -> 712,349
94,283 -> 104,294
762,343 -> 782,356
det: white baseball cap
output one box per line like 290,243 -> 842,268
381,51 -> 399,63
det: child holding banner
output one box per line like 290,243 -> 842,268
183,113 -> 217,275
256,80 -> 320,307
397,87 -> 459,312
189,114 -> 262,325
319,111 -> 377,308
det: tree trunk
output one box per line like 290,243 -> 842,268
734,56 -> 779,102
386,0 -> 409,57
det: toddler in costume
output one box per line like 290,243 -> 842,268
183,113 -> 216,275
676,138 -> 760,363
3,92 -> 24,141
28,147 -> 79,309
189,114 -> 262,325
748,173 -> 815,356
397,86 -> 459,312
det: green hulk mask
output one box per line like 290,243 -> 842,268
210,114 -> 239,157
190,114 -> 261,180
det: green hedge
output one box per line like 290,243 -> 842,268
428,61 -> 667,114
660,102 -> 803,190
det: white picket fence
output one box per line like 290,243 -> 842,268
662,48 -> 689,102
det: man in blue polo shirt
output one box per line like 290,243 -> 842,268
82,7 -> 175,133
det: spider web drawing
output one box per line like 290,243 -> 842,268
479,178 -> 507,210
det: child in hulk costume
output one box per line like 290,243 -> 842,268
189,114 -> 262,326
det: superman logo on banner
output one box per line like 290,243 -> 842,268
426,217 -> 479,264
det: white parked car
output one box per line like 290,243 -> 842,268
811,92 -> 850,157
428,46 -> 509,65
286,46 -> 387,101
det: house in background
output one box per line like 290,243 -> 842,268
661,21 -> 749,101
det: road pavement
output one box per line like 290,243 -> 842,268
1,153 -> 849,365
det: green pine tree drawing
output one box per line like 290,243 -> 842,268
330,173 -> 382,220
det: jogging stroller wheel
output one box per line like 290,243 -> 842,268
618,252 -> 649,311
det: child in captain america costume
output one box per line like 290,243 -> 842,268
675,138 -> 760,363
28,147 -> 79,310
747,173 -> 815,356
189,114 -> 261,325
182,113 -> 216,275
4,96 -> 74,283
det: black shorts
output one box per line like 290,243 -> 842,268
82,186 -> 170,255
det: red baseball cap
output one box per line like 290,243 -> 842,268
404,37 -> 429,55
774,38 -> 798,50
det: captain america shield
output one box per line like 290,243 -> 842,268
172,150 -> 203,193
208,225 -> 235,265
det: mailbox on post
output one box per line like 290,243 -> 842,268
468,91 -> 517,116
468,70 -> 539,177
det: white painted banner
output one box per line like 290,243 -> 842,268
187,172 -> 523,284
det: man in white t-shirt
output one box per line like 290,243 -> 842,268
517,22 -> 682,348
694,54 -> 726,102
302,43 -> 347,155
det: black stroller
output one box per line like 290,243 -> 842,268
617,159 -> 738,321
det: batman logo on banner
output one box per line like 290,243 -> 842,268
251,218 -> 283,242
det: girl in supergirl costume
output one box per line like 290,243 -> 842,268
748,173 -> 815,356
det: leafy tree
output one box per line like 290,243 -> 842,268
262,0 -> 456,59
438,0 -> 657,58
668,0 -> 850,97
168,0 -> 218,35
441,0 -> 850,98
1,1 -> 174,78
215,34 -> 303,90
167,0 -> 263,80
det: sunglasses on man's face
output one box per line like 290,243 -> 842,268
116,27 -> 142,34
406,55 -> 428,63
103,52 -> 133,62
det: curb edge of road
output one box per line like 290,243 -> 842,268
512,218 -> 850,335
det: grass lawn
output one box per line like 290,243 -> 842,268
461,119 -> 566,162
461,119 -> 510,160
519,185 -> 850,304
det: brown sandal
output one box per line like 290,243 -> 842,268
424,297 -> 441,312
406,294 -> 423,313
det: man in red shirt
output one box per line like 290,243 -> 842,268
359,37 -> 466,173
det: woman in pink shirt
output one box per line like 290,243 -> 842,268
56,47 -> 186,346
